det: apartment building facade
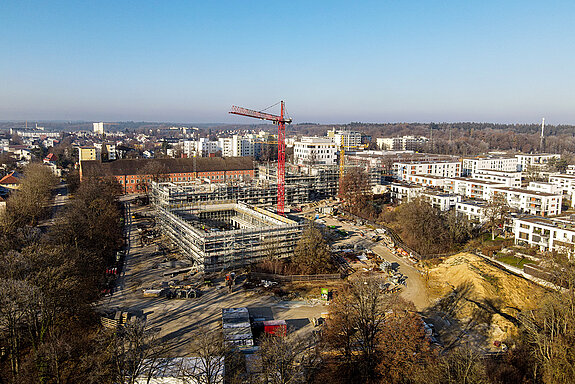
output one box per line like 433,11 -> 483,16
514,216 -> 575,257
491,187 -> 562,216
516,154 -> 560,171
293,137 -> 337,165
395,161 -> 461,181
462,157 -> 518,175
471,169 -> 522,188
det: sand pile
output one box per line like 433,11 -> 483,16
427,253 -> 546,346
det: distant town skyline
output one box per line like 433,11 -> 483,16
2,1 -> 574,124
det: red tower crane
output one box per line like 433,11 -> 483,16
229,101 -> 292,215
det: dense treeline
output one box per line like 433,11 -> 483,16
0,167 -> 126,383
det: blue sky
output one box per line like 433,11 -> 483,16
1,1 -> 574,124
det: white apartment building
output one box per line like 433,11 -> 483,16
456,200 -> 488,223
293,137 -> 337,165
232,135 -> 255,157
471,169 -> 522,188
516,154 -> 560,171
93,122 -> 104,135
420,191 -> 461,211
182,140 -> 196,157
549,174 -> 575,195
491,187 -> 562,217
528,181 -> 561,195
377,136 -> 429,151
218,138 -> 234,157
548,174 -> 575,208
328,129 -> 362,150
395,161 -> 461,181
514,216 -> 575,257
566,165 -> 575,175
389,183 -> 425,203
405,174 -> 446,188
444,178 -> 506,200
462,157 -> 518,175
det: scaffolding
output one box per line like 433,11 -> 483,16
155,202 -> 302,272
150,165 -> 339,210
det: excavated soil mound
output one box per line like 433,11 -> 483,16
427,253 -> 546,346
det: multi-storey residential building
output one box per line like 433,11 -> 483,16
405,174 -> 446,188
462,157 -> 518,175
527,181 -> 561,194
471,169 -> 522,187
444,178 -> 505,200
456,200 -> 488,223
549,174 -> 575,195
491,187 -> 562,216
420,191 -> 461,211
389,183 -> 425,203
548,174 -> 575,208
183,139 -> 221,157
218,138 -> 234,157
232,135 -> 255,157
293,137 -> 337,165
328,129 -> 362,150
514,215 -> 575,256
395,161 -> 461,181
566,165 -> 575,175
377,136 -> 429,151
79,146 -> 100,162
516,153 -> 560,171
93,122 -> 104,135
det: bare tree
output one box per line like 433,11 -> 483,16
324,276 -> 402,380
258,333 -> 317,384
485,193 -> 510,241
339,167 -> 372,214
293,224 -> 333,274
109,319 -> 165,384
183,330 -> 228,384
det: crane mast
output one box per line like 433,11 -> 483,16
229,101 -> 291,215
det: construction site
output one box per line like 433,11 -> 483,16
149,164 -> 340,210
155,201 -> 303,272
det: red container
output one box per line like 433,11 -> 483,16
263,320 -> 287,337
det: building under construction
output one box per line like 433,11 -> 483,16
155,201 -> 302,272
150,164 -> 339,210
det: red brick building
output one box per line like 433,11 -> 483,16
80,157 -> 255,194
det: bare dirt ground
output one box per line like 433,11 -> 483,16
423,252 -> 546,350
298,207 -> 430,310
100,201 -> 330,356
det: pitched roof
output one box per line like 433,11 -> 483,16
0,171 -> 22,185
81,157 -> 254,177
44,153 -> 57,162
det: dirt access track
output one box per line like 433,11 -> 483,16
303,209 -> 431,310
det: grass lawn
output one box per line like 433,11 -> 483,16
496,254 -> 535,269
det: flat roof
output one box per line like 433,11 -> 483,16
550,174 -> 575,180
517,215 -> 575,230
492,186 -> 560,197
411,174 -> 445,179
474,169 -> 521,174
449,177 -> 504,185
